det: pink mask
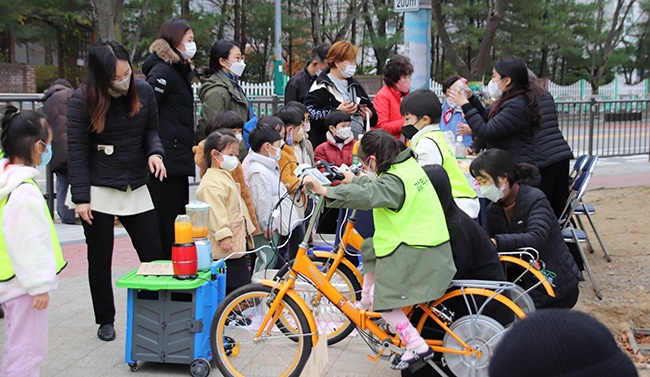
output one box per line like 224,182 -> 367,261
395,81 -> 410,94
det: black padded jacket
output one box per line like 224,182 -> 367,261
485,184 -> 583,307
534,90 -> 573,169
67,79 -> 165,204
462,93 -> 537,165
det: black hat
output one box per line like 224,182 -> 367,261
488,309 -> 638,377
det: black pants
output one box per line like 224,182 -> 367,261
83,210 -> 163,325
148,176 -> 189,259
539,159 -> 570,219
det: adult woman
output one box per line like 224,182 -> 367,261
529,70 -> 573,218
469,149 -> 582,309
447,56 -> 540,166
67,40 -> 166,341
197,40 -> 257,150
304,41 -> 377,148
373,54 -> 413,139
142,18 -> 196,258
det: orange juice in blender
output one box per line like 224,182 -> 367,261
174,215 -> 193,244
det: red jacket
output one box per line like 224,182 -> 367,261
373,84 -> 406,139
313,132 -> 354,169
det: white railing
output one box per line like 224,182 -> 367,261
190,77 -> 648,101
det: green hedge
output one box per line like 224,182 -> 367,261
36,65 -> 60,93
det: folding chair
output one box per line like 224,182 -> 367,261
558,158 -> 603,299
571,156 -> 612,262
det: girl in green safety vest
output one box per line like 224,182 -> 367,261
304,129 -> 456,373
0,106 -> 67,377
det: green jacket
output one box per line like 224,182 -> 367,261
326,149 -> 456,311
196,70 -> 251,141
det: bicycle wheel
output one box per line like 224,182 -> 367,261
509,284 -> 536,316
442,314 -> 506,377
277,255 -> 362,345
211,283 -> 313,377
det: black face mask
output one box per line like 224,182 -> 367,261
401,124 -> 419,140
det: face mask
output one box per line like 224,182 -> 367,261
39,143 -> 52,167
303,121 -> 311,133
181,42 -> 197,60
336,126 -> 352,140
401,124 -> 419,140
480,182 -> 505,203
486,79 -> 504,100
286,130 -> 293,146
235,133 -> 243,142
269,145 -> 281,161
448,100 -> 462,112
395,81 -> 410,94
112,75 -> 131,96
279,139 -> 285,148
295,128 -> 305,143
315,69 -> 323,76
217,152 -> 238,172
340,63 -> 356,78
227,60 -> 246,77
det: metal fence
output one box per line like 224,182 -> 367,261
2,93 -> 649,214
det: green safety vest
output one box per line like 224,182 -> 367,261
373,157 -> 450,257
0,179 -> 67,282
413,130 -> 478,200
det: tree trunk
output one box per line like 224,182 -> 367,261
130,0 -> 150,61
91,0 -> 117,40
181,0 -> 190,18
432,0 -> 470,78
311,0 -> 321,45
114,0 -> 124,43
57,28 -> 64,78
234,0 -> 242,48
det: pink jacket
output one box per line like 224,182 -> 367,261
373,84 -> 406,139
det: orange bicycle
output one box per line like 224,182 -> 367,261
210,176 -> 527,376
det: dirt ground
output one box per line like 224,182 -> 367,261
570,186 -> 650,374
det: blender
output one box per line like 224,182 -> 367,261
186,201 -> 212,271
172,214 -> 198,280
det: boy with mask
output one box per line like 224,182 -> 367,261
314,110 -> 355,171
400,90 -> 480,218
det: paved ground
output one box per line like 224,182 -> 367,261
1,154 -> 649,377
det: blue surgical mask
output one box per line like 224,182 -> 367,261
39,142 -> 52,167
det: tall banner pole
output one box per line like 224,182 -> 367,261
400,0 -> 431,90
273,0 -> 284,95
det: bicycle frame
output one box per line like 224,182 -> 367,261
253,195 -> 525,362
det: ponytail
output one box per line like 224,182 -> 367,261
357,129 -> 406,173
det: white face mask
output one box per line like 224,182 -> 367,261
112,75 -> 131,95
235,133 -> 243,142
217,153 -> 238,172
303,121 -> 311,133
486,79 -> 504,100
269,145 -> 281,161
227,60 -> 246,77
336,126 -> 352,140
480,182 -> 505,203
340,63 -> 356,78
181,41 -> 196,60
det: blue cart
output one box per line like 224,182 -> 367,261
116,260 -> 226,377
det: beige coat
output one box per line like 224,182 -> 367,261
196,167 -> 256,260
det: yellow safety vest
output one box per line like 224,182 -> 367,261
413,130 -> 478,200
0,179 -> 67,282
373,157 -> 449,257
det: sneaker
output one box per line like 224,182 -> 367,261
97,323 -> 116,341
389,348 -> 435,372
227,313 -> 252,327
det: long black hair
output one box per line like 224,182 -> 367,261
357,129 -> 407,173
1,106 -> 51,166
469,149 -> 539,186
207,39 -> 239,74
83,39 -> 139,133
489,56 -> 541,132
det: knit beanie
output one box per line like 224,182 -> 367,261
488,309 -> 638,377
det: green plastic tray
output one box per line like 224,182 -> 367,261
116,261 -> 214,290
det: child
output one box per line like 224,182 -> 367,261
196,130 -> 256,294
243,123 -> 285,272
303,129 -> 456,372
441,75 -> 473,147
193,110 -> 259,233
400,89 -> 480,219
0,107 -> 67,376
313,110 -> 355,169
284,101 -> 315,166
274,106 -> 308,261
